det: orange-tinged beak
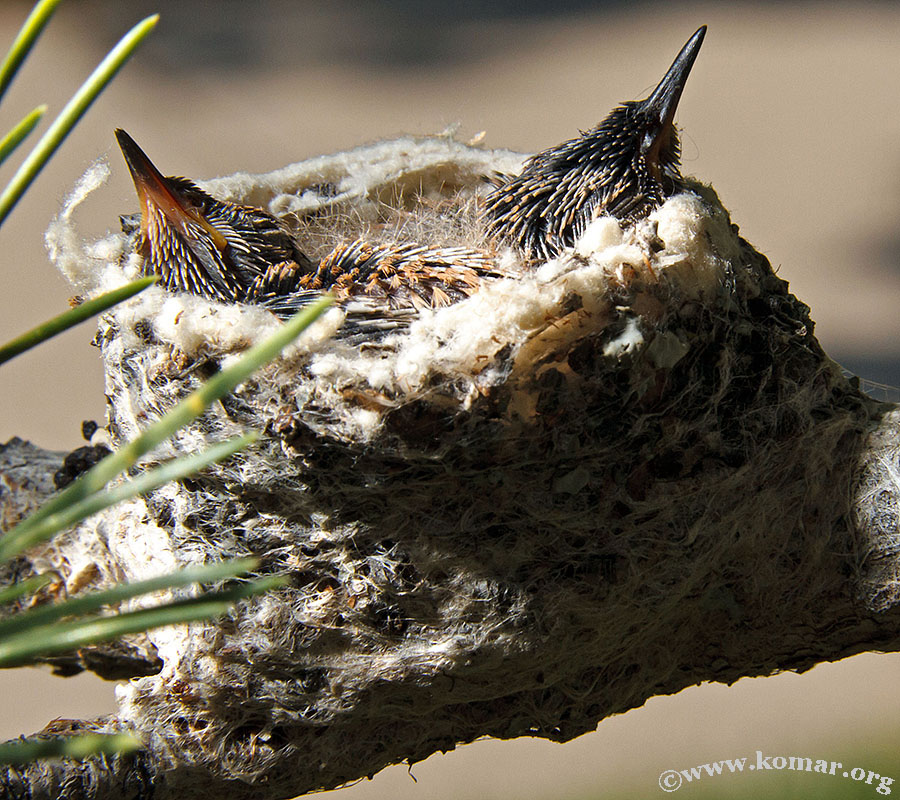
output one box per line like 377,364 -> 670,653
114,128 -> 229,252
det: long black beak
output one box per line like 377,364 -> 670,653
642,25 -> 706,126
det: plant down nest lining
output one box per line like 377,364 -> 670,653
38,135 -> 873,797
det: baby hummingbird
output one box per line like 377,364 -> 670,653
116,128 -> 313,303
484,25 -> 707,260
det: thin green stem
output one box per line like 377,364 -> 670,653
0,577 -> 286,667
0,732 -> 140,766
0,277 -> 155,366
0,557 -> 259,638
0,295 -> 331,562
0,573 -> 52,605
0,0 -> 63,103
0,433 -> 257,562
0,105 -> 46,168
0,14 -> 159,228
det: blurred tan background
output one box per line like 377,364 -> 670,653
1,1 -> 899,797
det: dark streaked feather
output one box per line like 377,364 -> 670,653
248,241 -> 502,336
484,27 -> 705,261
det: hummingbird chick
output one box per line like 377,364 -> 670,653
115,129 -> 313,303
484,25 -> 706,260
117,129 -> 502,328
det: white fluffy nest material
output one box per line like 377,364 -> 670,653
48,135 -> 746,448
38,134 -> 859,797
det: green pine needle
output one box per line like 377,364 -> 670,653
0,0 -> 63,103
0,14 -> 159,228
0,576 -> 286,668
0,432 -> 258,562
0,573 -> 53,605
0,732 -> 140,766
0,295 -> 332,563
0,277 -> 155,366
0,557 -> 260,637
0,105 -> 46,168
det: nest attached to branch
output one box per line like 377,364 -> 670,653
35,134 -> 877,798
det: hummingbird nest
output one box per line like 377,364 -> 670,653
35,132 -> 867,799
